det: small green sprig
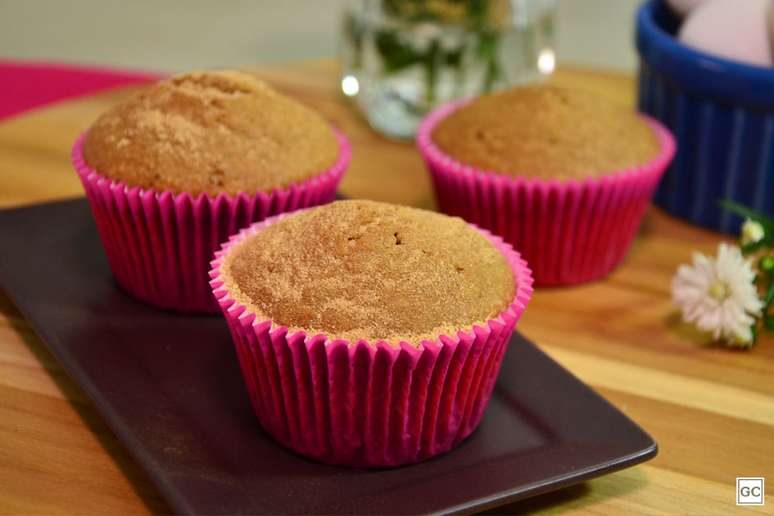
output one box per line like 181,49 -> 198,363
345,0 -> 505,113
719,199 -> 774,344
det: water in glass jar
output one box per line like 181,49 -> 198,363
340,0 -> 557,139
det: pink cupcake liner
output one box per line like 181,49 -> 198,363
72,130 -> 350,313
209,211 -> 534,467
417,99 -> 676,286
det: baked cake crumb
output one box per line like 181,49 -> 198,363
221,200 -> 516,345
83,70 -> 339,195
432,85 -> 659,180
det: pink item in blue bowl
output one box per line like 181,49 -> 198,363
638,0 -> 774,233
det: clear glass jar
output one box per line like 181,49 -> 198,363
339,0 -> 557,139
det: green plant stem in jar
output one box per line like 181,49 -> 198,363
340,0 -> 557,139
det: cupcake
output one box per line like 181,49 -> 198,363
72,70 -> 350,312
210,200 -> 533,467
418,85 -> 675,285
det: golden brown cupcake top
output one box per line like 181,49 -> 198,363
431,85 -> 660,180
220,200 -> 515,345
83,70 -> 340,195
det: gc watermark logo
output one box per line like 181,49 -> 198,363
737,477 -> 765,506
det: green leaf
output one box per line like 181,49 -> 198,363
424,39 -> 441,105
444,47 -> 463,67
718,199 -> 774,232
476,30 -> 501,92
374,29 -> 422,73
765,316 -> 774,331
467,0 -> 489,25
741,240 -> 767,255
764,277 -> 774,307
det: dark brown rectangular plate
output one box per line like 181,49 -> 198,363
0,199 -> 657,515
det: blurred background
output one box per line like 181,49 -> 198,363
1,0 -> 642,72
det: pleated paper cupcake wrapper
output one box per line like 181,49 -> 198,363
417,99 -> 676,286
209,212 -> 534,467
72,130 -> 351,313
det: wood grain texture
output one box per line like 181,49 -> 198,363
0,59 -> 772,514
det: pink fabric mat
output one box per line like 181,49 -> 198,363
0,60 -> 159,120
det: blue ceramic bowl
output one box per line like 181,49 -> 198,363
636,0 -> 774,233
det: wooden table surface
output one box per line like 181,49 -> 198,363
0,60 -> 772,515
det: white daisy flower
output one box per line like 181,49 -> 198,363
740,218 -> 765,246
672,243 -> 763,346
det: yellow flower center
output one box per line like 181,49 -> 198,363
708,281 -> 730,301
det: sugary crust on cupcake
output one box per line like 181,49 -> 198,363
431,85 -> 660,180
83,70 -> 339,195
219,200 -> 515,345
